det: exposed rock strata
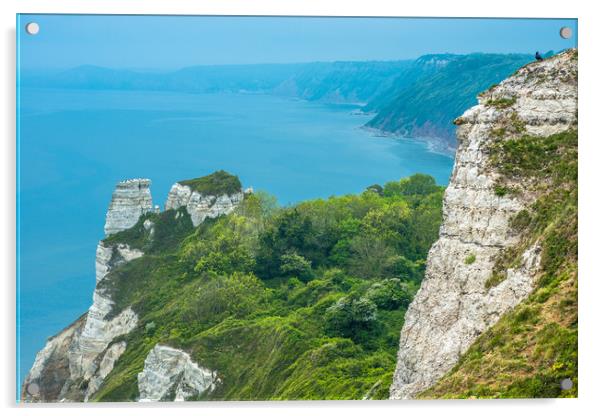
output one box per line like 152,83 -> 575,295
22,179 -> 150,402
68,241 -> 142,385
85,341 -> 127,400
165,182 -> 244,227
22,242 -> 141,402
22,174 -> 240,402
137,345 -> 218,402
389,50 -> 577,399
21,314 -> 87,402
104,178 -> 153,236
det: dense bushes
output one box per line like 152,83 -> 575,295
94,173 -> 444,401
325,295 -> 378,341
365,278 -> 417,310
254,174 -> 443,281
189,273 -> 268,324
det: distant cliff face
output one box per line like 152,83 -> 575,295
389,49 -> 577,399
366,53 -> 533,152
22,173 -> 244,402
23,53 -> 533,152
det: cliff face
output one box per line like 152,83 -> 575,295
165,183 -> 244,227
389,49 -> 577,399
104,179 -> 154,236
22,173 -> 243,402
22,180 -> 151,402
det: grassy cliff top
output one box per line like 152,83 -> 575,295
179,170 -> 242,196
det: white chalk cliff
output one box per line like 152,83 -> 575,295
137,345 -> 218,402
165,182 -> 244,227
104,179 -> 154,236
389,50 -> 577,399
21,179 -> 151,402
22,173 -> 246,402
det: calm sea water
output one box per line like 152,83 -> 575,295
17,88 -> 454,385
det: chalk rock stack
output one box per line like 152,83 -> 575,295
104,179 -> 153,236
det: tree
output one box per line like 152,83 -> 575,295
280,252 -> 314,282
399,174 -> 439,196
325,295 -> 378,340
365,278 -> 417,310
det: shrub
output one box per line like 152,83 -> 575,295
464,254 -> 476,265
365,184 -> 384,196
398,174 -> 439,196
387,256 -> 424,282
325,295 -> 378,341
510,209 -> 532,232
384,174 -> 439,197
191,272 -> 268,323
347,235 -> 396,279
182,214 -> 256,276
280,252 -> 314,282
486,97 -> 516,109
494,186 -> 509,197
365,278 -> 416,310
145,321 -> 157,335
485,272 -> 506,290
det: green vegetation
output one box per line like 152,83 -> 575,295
366,53 -> 532,146
104,207 -> 193,253
92,174 -> 444,401
421,129 -> 577,399
484,272 -> 506,290
179,170 -> 242,196
464,254 -> 476,265
486,97 -> 517,109
493,185 -> 509,197
509,112 -> 527,133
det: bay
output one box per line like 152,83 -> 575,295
16,88 -> 454,383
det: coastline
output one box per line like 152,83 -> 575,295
359,125 -> 456,158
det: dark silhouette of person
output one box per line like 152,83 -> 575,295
535,51 -> 543,61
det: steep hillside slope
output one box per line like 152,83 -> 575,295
22,172 -> 445,401
389,49 -> 577,399
365,53 -> 532,151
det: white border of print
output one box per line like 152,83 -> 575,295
1,1 -> 599,416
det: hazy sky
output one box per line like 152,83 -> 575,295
18,15 -> 577,70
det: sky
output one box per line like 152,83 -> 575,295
17,15 -> 577,70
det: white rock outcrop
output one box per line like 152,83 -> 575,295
137,345 -> 218,402
389,50 -> 577,399
21,314 -> 87,402
165,182 -> 244,227
22,180 -> 150,402
104,179 -> 153,236
85,341 -> 127,400
68,241 -> 142,383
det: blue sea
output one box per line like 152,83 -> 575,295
16,88 -> 454,386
